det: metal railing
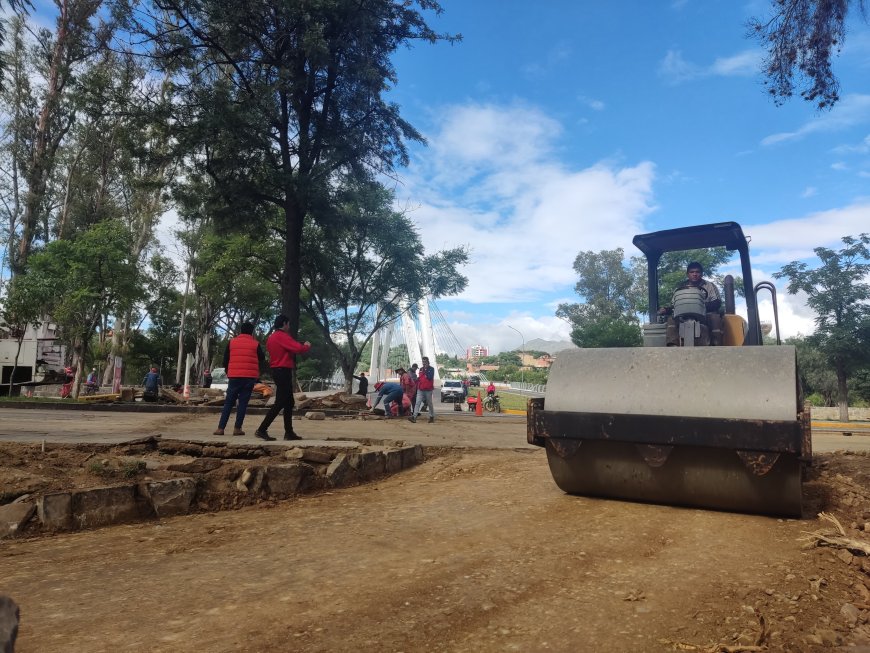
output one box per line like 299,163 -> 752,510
298,377 -> 344,393
506,381 -> 547,396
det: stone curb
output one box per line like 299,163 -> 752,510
0,401 -> 360,417
0,442 -> 424,538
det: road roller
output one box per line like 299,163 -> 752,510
528,222 -> 811,516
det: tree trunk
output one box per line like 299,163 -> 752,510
102,320 -> 124,387
175,264 -> 191,384
835,360 -> 849,422
281,197 -> 304,337
9,336 -> 25,397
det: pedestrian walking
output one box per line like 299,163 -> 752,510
254,315 -> 311,441
409,356 -> 435,423
213,322 -> 265,436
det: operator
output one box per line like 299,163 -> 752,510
658,261 -> 723,346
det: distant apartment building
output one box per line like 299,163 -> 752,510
466,345 -> 488,360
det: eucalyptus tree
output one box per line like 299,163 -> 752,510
301,178 -> 468,390
774,234 -> 870,420
12,0 -> 115,273
139,0 -> 459,337
0,15 -> 35,285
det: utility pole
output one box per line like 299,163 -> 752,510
507,325 -> 525,384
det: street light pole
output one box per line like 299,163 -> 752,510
507,325 -> 525,385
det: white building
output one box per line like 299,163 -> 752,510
0,320 -> 66,388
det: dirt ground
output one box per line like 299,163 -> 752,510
1,410 -> 870,652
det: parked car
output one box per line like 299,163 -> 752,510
209,367 -> 229,391
440,379 -> 464,403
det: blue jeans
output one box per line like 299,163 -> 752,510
218,377 -> 257,429
380,389 -> 404,416
413,389 -> 435,419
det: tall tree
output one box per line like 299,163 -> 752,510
774,234 -> 870,420
557,248 -> 642,348
140,0 -> 458,338
13,0 -> 113,273
301,178 -> 467,390
27,219 -> 142,396
750,0 -> 865,109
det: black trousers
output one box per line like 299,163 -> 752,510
258,367 -> 295,434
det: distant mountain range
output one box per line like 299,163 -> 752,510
522,338 -> 577,355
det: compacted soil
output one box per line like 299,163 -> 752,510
0,410 -> 869,652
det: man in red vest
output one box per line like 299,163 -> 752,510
213,322 -> 265,436
255,314 -> 311,441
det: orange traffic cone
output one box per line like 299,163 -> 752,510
475,391 -> 483,416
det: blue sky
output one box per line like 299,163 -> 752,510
383,0 -> 870,353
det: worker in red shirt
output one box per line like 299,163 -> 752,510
213,322 -> 264,436
254,314 -> 311,441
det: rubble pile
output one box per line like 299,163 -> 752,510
295,391 -> 368,412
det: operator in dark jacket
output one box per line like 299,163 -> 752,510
213,322 -> 265,436
353,372 -> 369,397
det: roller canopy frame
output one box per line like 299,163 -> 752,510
633,221 -> 762,345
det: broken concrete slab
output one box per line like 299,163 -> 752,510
157,441 -> 203,457
347,451 -> 386,481
0,500 -> 35,539
299,449 -> 335,464
265,464 -> 307,495
36,492 -> 73,530
71,485 -> 141,529
141,478 -> 196,517
400,445 -> 424,468
235,467 -> 265,492
325,454 -> 358,488
385,449 -> 403,474
305,412 -> 326,420
167,458 -> 223,473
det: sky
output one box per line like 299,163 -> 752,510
377,0 -> 870,354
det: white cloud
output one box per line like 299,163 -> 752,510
445,313 -> 572,355
744,202 -> 870,264
800,186 -> 817,198
401,102 -> 656,305
709,50 -> 759,76
831,133 -> 870,154
659,48 -> 761,84
658,50 -> 700,84
831,161 -> 849,171
579,95 -> 606,111
761,94 -> 870,146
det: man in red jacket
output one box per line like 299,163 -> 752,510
214,322 -> 265,436
255,314 -> 311,441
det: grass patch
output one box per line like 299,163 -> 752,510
87,461 -> 114,478
121,460 -> 146,478
464,391 -> 528,411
